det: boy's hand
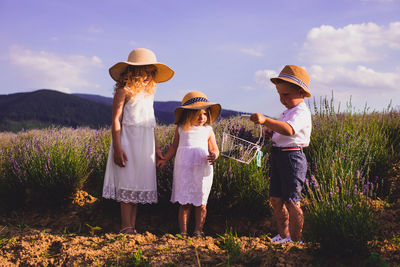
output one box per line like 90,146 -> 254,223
263,127 -> 273,139
250,113 -> 267,125
207,152 -> 216,165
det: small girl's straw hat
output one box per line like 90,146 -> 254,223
109,48 -> 174,83
270,65 -> 311,97
174,91 -> 221,124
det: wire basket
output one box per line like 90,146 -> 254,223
221,116 -> 264,164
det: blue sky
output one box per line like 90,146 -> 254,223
1,0 -> 399,116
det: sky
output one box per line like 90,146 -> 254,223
1,0 -> 399,116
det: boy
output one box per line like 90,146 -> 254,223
250,65 -> 312,243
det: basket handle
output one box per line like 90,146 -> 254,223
240,114 -> 265,147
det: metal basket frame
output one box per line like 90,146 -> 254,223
220,122 -> 264,164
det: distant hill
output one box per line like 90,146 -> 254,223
0,90 -> 112,132
73,93 -> 243,124
0,89 -> 244,132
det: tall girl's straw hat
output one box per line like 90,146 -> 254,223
174,91 -> 221,124
109,48 -> 174,83
270,65 -> 311,97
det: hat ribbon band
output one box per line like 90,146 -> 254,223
278,73 -> 309,91
183,97 -> 209,106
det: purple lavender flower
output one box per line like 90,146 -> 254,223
329,192 -> 333,198
347,204 -> 352,210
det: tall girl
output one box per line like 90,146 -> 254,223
158,92 -> 220,236
103,48 -> 174,234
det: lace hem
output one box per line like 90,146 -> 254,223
103,186 -> 158,204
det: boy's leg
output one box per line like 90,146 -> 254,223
178,204 -> 192,234
286,200 -> 303,242
270,197 -> 290,238
194,205 -> 207,233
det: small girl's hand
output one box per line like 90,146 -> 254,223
114,148 -> 128,167
207,152 -> 216,165
157,159 -> 167,168
156,148 -> 165,160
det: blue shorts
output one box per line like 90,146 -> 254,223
269,148 -> 307,202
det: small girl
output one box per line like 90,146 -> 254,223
103,48 -> 174,234
158,91 -> 220,237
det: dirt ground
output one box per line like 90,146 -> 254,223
1,165 -> 400,266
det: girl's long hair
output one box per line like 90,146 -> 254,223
114,65 -> 157,100
177,108 -> 211,131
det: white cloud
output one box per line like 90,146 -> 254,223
239,48 -> 263,57
300,22 -> 400,64
254,69 -> 278,88
8,45 -> 103,93
129,41 -> 138,47
308,64 -> 400,109
310,65 -> 400,92
218,44 -> 265,57
88,26 -> 103,33
241,85 -> 255,91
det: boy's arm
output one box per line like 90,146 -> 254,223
250,113 -> 294,136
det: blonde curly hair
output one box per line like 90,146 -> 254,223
114,65 -> 157,100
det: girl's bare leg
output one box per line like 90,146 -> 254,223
270,197 -> 290,238
178,204 -> 192,234
194,205 -> 207,233
120,202 -> 134,232
129,203 -> 138,231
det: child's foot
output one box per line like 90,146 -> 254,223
193,230 -> 205,237
278,236 -> 293,244
178,232 -> 188,238
119,227 -> 136,234
271,234 -> 283,242
271,234 -> 293,243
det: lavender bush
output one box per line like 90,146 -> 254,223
303,97 -> 400,254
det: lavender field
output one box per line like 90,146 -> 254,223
1,101 -> 400,265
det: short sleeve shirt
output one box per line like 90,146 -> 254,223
271,102 -> 312,147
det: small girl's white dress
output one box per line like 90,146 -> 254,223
171,126 -> 214,206
103,92 -> 157,203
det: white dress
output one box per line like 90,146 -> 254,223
171,126 -> 214,206
102,92 -> 157,204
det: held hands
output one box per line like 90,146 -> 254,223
156,148 -> 166,169
157,158 -> 167,168
207,152 -> 217,165
114,147 -> 128,167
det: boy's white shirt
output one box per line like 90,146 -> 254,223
271,102 -> 312,148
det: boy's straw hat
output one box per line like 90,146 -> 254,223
109,48 -> 174,83
270,65 -> 311,97
174,91 -> 221,124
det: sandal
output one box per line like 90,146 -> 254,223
177,232 -> 188,238
119,227 -> 136,234
193,230 -> 205,237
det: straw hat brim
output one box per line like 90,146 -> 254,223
270,77 -> 311,97
174,102 -> 221,124
109,62 -> 174,83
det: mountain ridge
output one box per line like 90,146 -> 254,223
0,89 -> 243,132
